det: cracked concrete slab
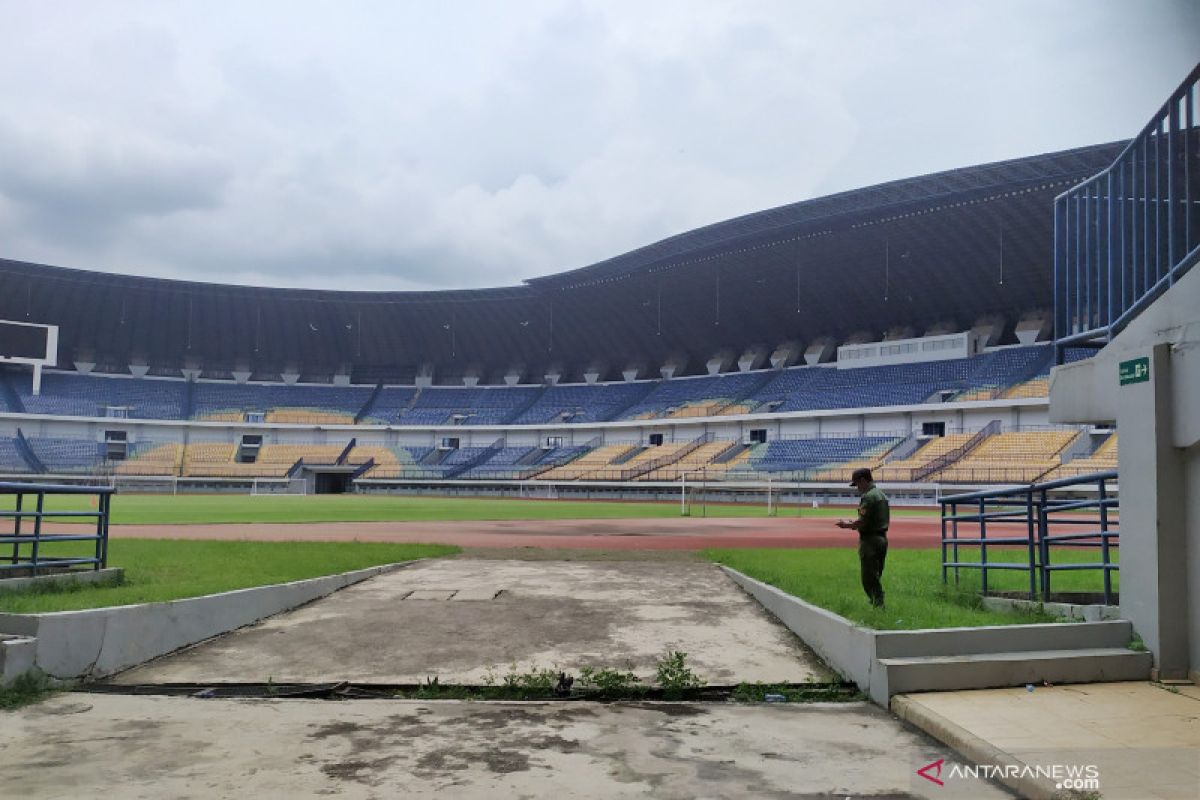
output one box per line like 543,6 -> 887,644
0,694 -> 1015,799
113,559 -> 829,686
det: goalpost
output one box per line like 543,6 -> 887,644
680,473 -> 796,517
518,481 -> 559,500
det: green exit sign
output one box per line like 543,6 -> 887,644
1119,357 -> 1150,386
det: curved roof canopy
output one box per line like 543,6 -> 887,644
0,141 -> 1123,383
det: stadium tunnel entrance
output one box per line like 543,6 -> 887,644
300,466 -> 355,494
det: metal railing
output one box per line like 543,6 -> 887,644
940,470 -> 1118,603
1054,63 -> 1200,360
1,481 -> 114,575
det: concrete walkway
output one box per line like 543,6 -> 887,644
0,694 -> 1014,799
114,558 -> 829,685
894,682 -> 1200,799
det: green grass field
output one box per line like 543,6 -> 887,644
0,492 -> 937,525
703,548 -> 1119,630
0,540 -> 460,613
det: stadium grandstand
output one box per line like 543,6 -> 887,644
0,142 -> 1127,496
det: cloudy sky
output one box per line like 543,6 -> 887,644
0,1 -> 1196,291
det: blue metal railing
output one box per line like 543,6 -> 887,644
940,470 -> 1118,603
1,481 -> 114,575
1054,63 -> 1200,361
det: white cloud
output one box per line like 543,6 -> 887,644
0,0 -> 1195,289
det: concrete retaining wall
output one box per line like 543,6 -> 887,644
720,566 -> 1145,705
0,561 -> 413,682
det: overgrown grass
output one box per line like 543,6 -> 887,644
0,493 -> 936,526
0,671 -> 58,710
0,539 -> 459,613
703,548 -> 1118,630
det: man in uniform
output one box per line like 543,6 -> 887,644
835,467 -> 889,608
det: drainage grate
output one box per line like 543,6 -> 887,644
400,588 -> 501,601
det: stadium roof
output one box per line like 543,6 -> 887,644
0,141 -> 1125,383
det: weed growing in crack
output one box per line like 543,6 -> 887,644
655,650 -> 704,699
578,666 -> 644,698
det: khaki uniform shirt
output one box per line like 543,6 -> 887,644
857,483 -> 890,539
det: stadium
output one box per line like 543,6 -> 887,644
0,26 -> 1197,798
0,141 -> 1128,497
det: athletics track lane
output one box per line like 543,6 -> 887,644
106,515 -> 943,550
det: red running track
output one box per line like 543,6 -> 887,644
106,515 -> 944,551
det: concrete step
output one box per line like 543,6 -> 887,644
873,619 -> 1133,659
1,635 -> 38,686
881,647 -> 1152,695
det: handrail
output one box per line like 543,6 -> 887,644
914,419 -> 1001,481
620,432 -> 715,480
940,470 -> 1118,602
1,481 -> 113,575
1054,63 -> 1200,359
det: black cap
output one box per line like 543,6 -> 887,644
849,467 -> 873,486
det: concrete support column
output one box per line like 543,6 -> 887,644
1118,343 -> 1190,679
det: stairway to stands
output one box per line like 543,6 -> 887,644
0,369 -> 26,413
719,370 -> 778,414
503,383 -> 550,424
14,429 -> 46,473
354,383 -> 385,424
600,381 -> 659,421
181,379 -> 196,420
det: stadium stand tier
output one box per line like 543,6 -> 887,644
0,343 -> 1077,423
929,430 -> 1079,484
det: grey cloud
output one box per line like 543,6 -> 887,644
0,122 -> 231,246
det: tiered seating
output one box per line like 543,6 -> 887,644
14,372 -> 186,419
183,443 -> 238,477
457,446 -> 538,479
872,434 -> 977,482
183,443 -> 350,478
586,443 -> 690,479
731,436 -> 901,478
519,445 -> 591,476
536,444 -> 638,480
931,430 -> 1079,483
954,346 -> 1052,400
615,373 -> 762,421
116,443 -> 183,476
358,446 -> 438,479
356,386 -> 419,423
267,409 -> 355,424
396,387 -> 541,426
1003,377 -> 1049,399
640,441 -> 740,481
26,437 -> 103,473
811,440 -> 907,483
742,368 -> 821,412
781,363 -> 970,411
0,437 -> 31,473
2,345 -> 1090,426
511,383 -> 653,424
192,383 -> 372,423
1045,434 -> 1119,480
418,447 -> 493,477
